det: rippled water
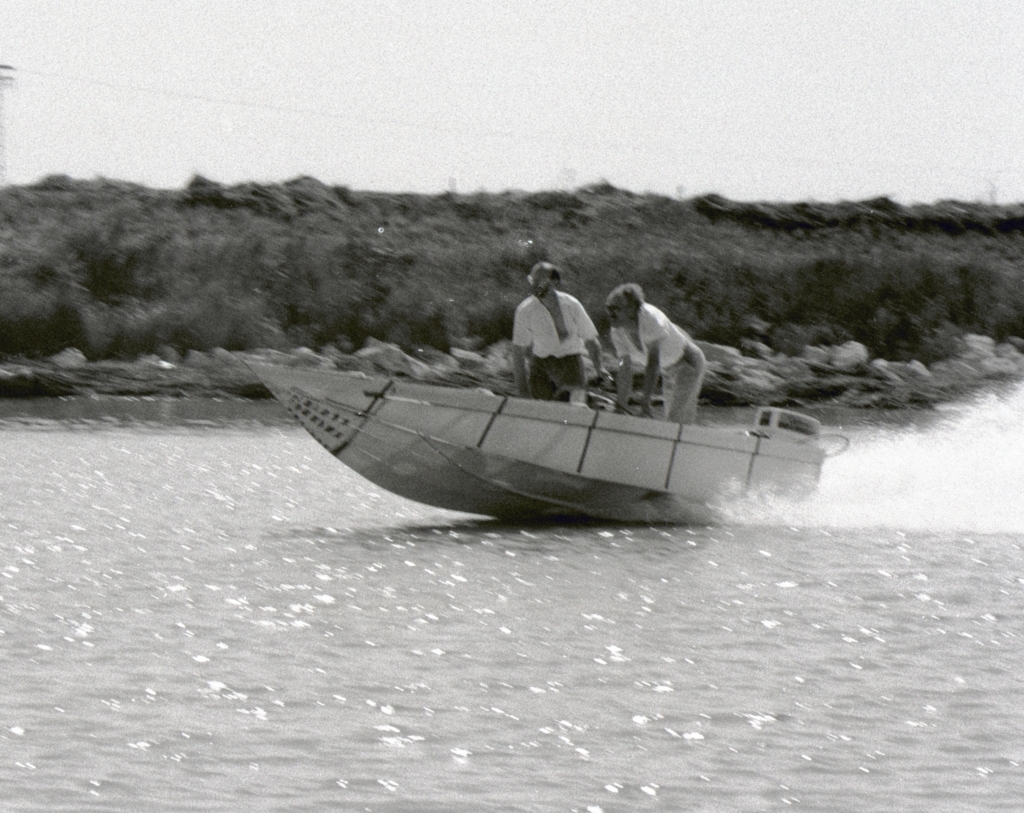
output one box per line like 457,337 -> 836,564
2,389 -> 1023,812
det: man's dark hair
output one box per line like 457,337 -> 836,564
529,261 -> 562,283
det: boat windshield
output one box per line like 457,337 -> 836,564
777,411 -> 820,436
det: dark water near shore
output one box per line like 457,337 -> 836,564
2,389 -> 1023,812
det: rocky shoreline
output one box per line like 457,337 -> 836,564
3,333 -> 1023,410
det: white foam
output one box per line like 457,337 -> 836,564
730,382 -> 1024,534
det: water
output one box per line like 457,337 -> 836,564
2,389 -> 1023,812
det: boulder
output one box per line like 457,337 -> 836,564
412,346 -> 452,364
0,365 -> 34,381
450,335 -> 486,351
355,338 -> 431,379
978,356 -> 1021,379
156,344 -> 181,364
412,346 -> 460,375
931,334 -> 1024,380
141,354 -> 175,369
740,339 -> 773,360
995,342 -> 1024,363
734,367 -> 787,394
0,365 -> 39,396
888,359 -> 932,379
930,358 -> 982,381
183,350 -> 212,367
49,348 -> 88,369
290,346 -> 337,366
907,360 -> 932,378
767,356 -> 814,381
828,341 -> 870,372
799,345 -> 830,366
211,347 -> 237,365
960,334 -> 996,358
321,344 -> 356,366
868,358 -> 902,382
290,347 -> 334,367
450,347 -> 487,371
327,336 -> 356,354
238,348 -> 297,366
696,341 -> 743,369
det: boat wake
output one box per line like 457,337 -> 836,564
725,382 -> 1024,534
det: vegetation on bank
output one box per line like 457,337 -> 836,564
2,175 -> 1024,366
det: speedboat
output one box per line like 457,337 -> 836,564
247,361 -> 844,522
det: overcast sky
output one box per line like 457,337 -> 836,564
1,0 -> 1023,203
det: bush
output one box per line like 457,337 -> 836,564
0,282 -> 86,357
5,179 -> 1024,365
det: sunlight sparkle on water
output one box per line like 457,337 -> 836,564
3,407 -> 1024,810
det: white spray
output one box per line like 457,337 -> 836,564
728,382 -> 1024,534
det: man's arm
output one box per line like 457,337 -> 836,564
614,355 -> 634,410
584,338 -> 609,386
640,340 -> 662,417
512,344 -> 531,397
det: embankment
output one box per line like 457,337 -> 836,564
3,175 -> 1024,407
3,332 -> 1021,409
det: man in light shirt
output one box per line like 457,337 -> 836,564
605,282 -> 706,423
512,262 -> 609,405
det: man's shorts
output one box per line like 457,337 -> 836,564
529,354 -> 586,400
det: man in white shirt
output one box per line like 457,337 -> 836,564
512,262 -> 609,405
605,282 -> 706,423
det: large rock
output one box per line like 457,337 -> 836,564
799,345 -> 830,367
140,354 -> 175,370
156,344 -> 181,364
212,347 -> 239,365
695,341 -> 743,370
450,347 -> 487,371
290,347 -> 335,367
231,348 -> 298,367
868,358 -> 902,382
941,334 -> 1024,379
887,359 -> 932,379
413,346 -> 461,375
183,349 -> 216,367
978,356 -> 1021,378
734,366 -> 787,394
930,358 -> 982,381
960,334 -> 996,358
49,348 -> 88,369
355,338 -> 431,379
740,339 -> 774,360
995,342 -> 1024,364
767,356 -> 814,381
828,341 -> 870,372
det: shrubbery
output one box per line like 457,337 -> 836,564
2,176 -> 1024,363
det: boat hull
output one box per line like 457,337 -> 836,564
247,361 -> 825,521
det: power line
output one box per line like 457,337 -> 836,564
9,65 -> 1024,192
17,66 -> 311,116
0,64 -> 15,187
12,66 -> 676,159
